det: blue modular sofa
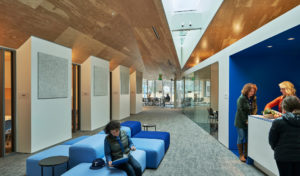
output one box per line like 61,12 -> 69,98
27,120 -> 169,175
120,121 -> 142,136
134,131 -> 170,152
121,121 -> 170,152
62,150 -> 146,176
26,145 -> 70,176
132,138 -> 165,168
26,135 -> 90,176
62,136 -> 89,145
69,134 -> 106,168
69,133 -> 165,169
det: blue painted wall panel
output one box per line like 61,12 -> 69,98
229,55 -> 300,150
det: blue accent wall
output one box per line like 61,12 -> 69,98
228,25 -> 300,150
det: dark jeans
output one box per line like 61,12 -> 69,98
276,161 -> 300,176
115,154 -> 142,176
236,127 -> 247,144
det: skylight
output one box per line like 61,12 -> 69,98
162,0 -> 223,68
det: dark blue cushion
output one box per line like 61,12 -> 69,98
120,121 -> 141,136
133,131 -> 170,152
62,136 -> 89,145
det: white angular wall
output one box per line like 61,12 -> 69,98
16,36 -> 72,153
81,56 -> 110,131
130,71 -> 143,114
112,65 -> 130,120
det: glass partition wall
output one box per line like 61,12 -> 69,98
0,48 -> 16,156
72,64 -> 81,133
142,79 -> 176,107
182,63 -> 219,139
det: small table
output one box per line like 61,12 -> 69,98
142,124 -> 156,131
39,156 -> 69,176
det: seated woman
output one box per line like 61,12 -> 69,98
104,121 -> 142,176
264,81 -> 296,113
269,96 -> 300,176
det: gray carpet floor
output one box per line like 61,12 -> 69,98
0,107 -> 265,176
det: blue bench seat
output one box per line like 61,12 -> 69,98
133,131 -> 170,152
26,145 -> 70,176
121,121 -> 141,136
132,138 -> 165,169
62,150 -> 146,176
69,134 -> 106,168
62,136 -> 89,145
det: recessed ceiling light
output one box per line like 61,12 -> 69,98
288,38 -> 295,40
267,45 -> 272,48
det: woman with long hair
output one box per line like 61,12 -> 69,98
265,81 -> 296,113
234,83 -> 258,162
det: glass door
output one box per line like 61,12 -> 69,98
0,48 -> 16,157
72,64 -> 81,132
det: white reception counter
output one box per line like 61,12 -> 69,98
248,115 -> 279,176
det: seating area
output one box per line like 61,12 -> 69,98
62,150 -> 146,176
121,121 -> 170,152
26,120 -> 170,176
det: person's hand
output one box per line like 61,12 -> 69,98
131,146 -> 136,151
108,161 -> 113,167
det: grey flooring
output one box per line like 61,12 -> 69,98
0,106 -> 265,176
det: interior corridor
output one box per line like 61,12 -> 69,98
0,107 -> 264,176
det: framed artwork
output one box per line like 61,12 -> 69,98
38,52 -> 68,99
94,65 -> 108,96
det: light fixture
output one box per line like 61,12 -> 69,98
288,37 -> 295,40
267,45 -> 272,48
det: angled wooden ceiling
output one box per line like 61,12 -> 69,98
0,0 -> 299,79
183,0 -> 300,71
0,0 -> 180,79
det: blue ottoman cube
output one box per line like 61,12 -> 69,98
69,134 -> 106,168
132,138 -> 165,169
121,121 -> 141,136
26,145 -> 70,176
133,131 -> 170,152
62,150 -> 146,176
99,126 -> 131,137
62,136 -> 89,145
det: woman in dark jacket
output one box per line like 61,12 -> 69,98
104,121 -> 142,176
234,83 -> 257,162
269,96 -> 300,176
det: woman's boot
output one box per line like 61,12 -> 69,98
243,143 -> 248,159
237,144 -> 246,162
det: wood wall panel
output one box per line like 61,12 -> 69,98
0,0 -> 180,79
1,0 -> 298,79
